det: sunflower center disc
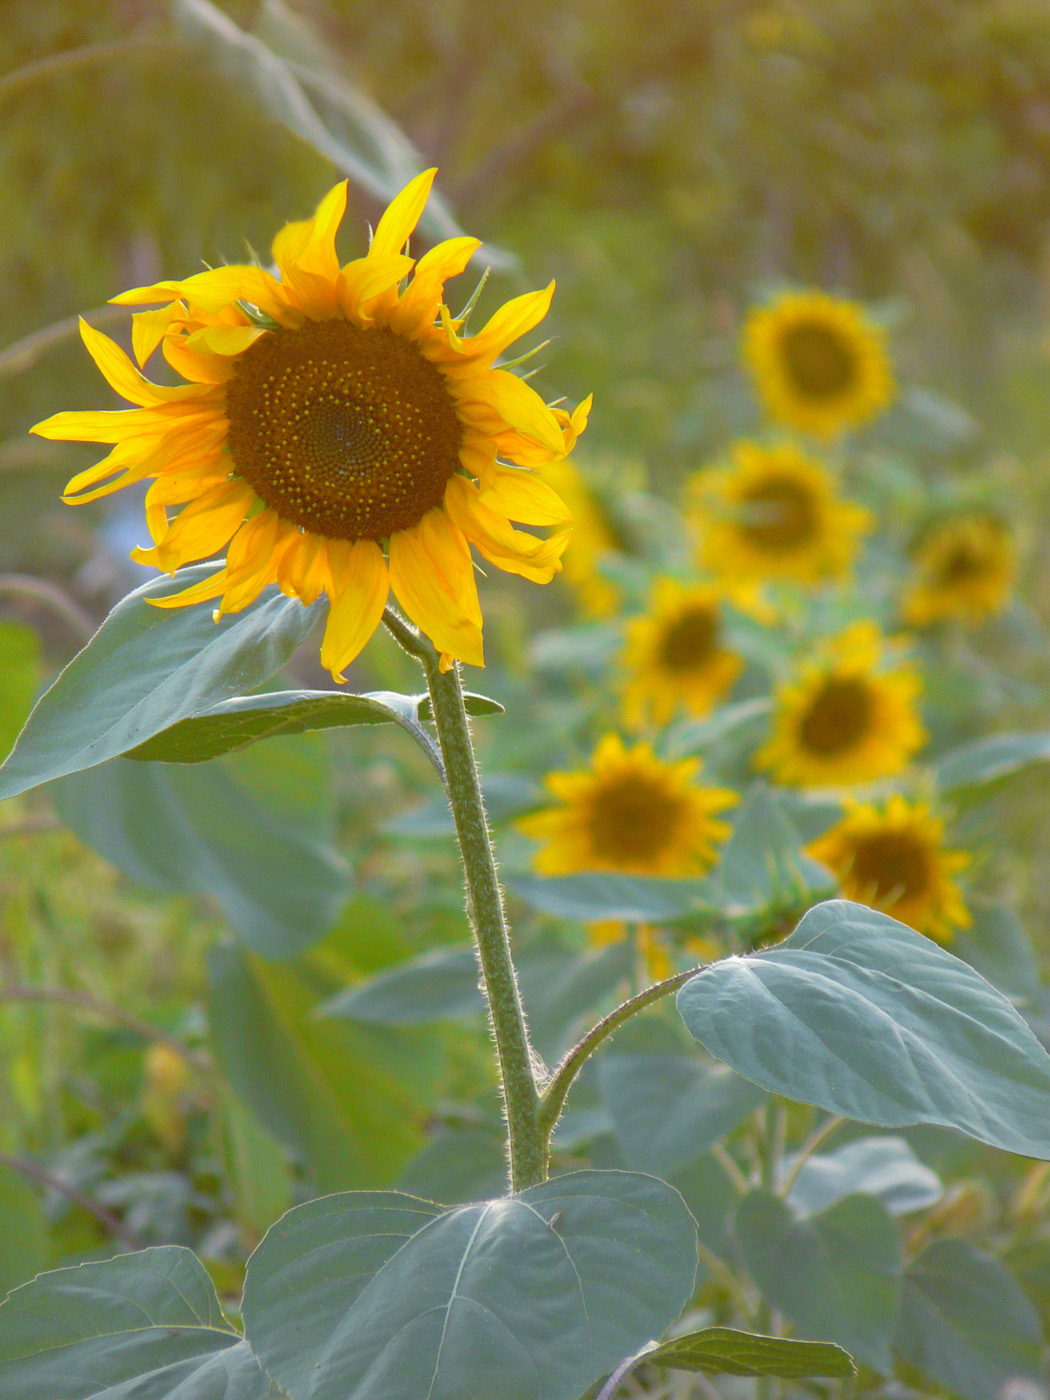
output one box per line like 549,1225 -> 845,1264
588,776 -> 683,866
799,677 -> 874,755
780,321 -> 856,398
659,607 -> 719,671
850,832 -> 930,903
940,542 -> 986,584
224,320 -> 463,540
741,476 -> 817,550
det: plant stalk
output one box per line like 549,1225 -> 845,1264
388,612 -> 544,1190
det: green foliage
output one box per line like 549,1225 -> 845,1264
678,899 -> 1050,1156
0,1164 -> 48,1300
241,1172 -> 697,1400
0,1247 -> 270,1400
644,1327 -> 855,1379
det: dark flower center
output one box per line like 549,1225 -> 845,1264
740,474 -> 818,550
938,542 -> 988,584
779,320 -> 857,398
799,677 -> 874,755
224,320 -> 463,540
659,605 -> 720,672
850,831 -> 930,904
588,776 -> 684,866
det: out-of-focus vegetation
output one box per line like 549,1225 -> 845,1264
2,3 -> 1050,1396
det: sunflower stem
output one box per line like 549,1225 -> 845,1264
413,639 -> 545,1191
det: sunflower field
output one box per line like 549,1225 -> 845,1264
3,2 -> 1050,1398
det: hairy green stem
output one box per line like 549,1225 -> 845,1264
383,610 -> 545,1190
538,968 -> 698,1141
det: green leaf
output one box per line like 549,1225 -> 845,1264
663,697 -> 773,763
715,785 -> 832,909
952,900 -> 1042,1003
0,567 -> 322,801
785,1135 -> 942,1218
0,621 -> 40,763
217,1083 -> 293,1241
51,738 -> 348,960
207,944 -> 432,1193
0,1246 -> 270,1399
934,730 -> 1050,793
0,1162 -> 47,1300
509,872 -> 718,925
644,1327 -> 855,1379
598,1053 -> 766,1175
396,1125 -> 508,1206
127,688 -> 502,764
736,1189 -> 901,1371
677,899 -> 1050,1158
664,1152 -> 741,1259
242,1171 -> 698,1400
895,1240 -> 1044,1400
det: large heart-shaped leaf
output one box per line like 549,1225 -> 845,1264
715,785 -> 832,909
784,1135 -> 942,1218
127,688 -> 502,764
0,1247 -> 270,1399
677,900 -> 1050,1158
894,1240 -> 1044,1400
242,1171 -> 698,1400
644,1327 -> 855,1379
0,567 -> 323,800
735,1190 -> 901,1371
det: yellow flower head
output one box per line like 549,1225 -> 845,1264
620,577 -> 745,729
743,290 -> 894,438
537,456 -> 621,618
807,794 -> 970,944
686,440 -> 872,586
902,512 -> 1015,627
32,172 -> 590,679
518,733 -> 737,877
755,620 -> 926,788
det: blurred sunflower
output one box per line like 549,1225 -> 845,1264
32,172 -> 589,678
537,456 -> 621,618
687,440 -> 871,586
620,577 -> 745,728
743,290 -> 894,438
756,620 -> 926,787
518,733 -> 736,877
808,794 -> 970,944
902,512 -> 1015,626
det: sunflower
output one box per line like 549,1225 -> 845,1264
31,172 -> 589,678
518,733 -> 737,877
743,290 -> 894,438
902,512 -> 1015,626
686,440 -> 872,586
537,456 -> 621,618
620,577 -> 745,729
755,620 -> 926,788
808,794 -> 970,944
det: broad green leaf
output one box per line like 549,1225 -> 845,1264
242,1171 -> 698,1400
895,1240 -> 1044,1400
207,944 -> 432,1193
664,697 -> 772,763
509,872 -> 719,925
0,567 -> 322,801
217,1083 -> 293,1241
0,1246 -> 270,1399
598,1053 -> 765,1175
785,1135 -> 942,1218
127,688 -> 502,764
52,738 -> 348,960
677,900 -> 1050,1158
934,730 -> 1050,793
0,1162 -> 47,1300
736,1189 -> 901,1371
665,1152 -> 741,1259
644,1327 -> 855,1379
387,773 -> 538,837
0,621 -> 40,762
715,785 -> 832,909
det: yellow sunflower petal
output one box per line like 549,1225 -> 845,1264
132,305 -> 183,367
388,509 -> 484,666
319,539 -> 390,681
272,181 -> 347,284
478,465 -> 573,526
112,266 -> 290,322
338,253 -> 415,321
389,237 -> 481,332
369,169 -> 436,259
443,284 -> 555,365
460,369 -> 565,455
185,324 -> 267,357
146,477 -> 255,573
78,320 -> 205,407
278,531 -> 330,605
147,568 -> 230,610
444,475 -> 569,583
